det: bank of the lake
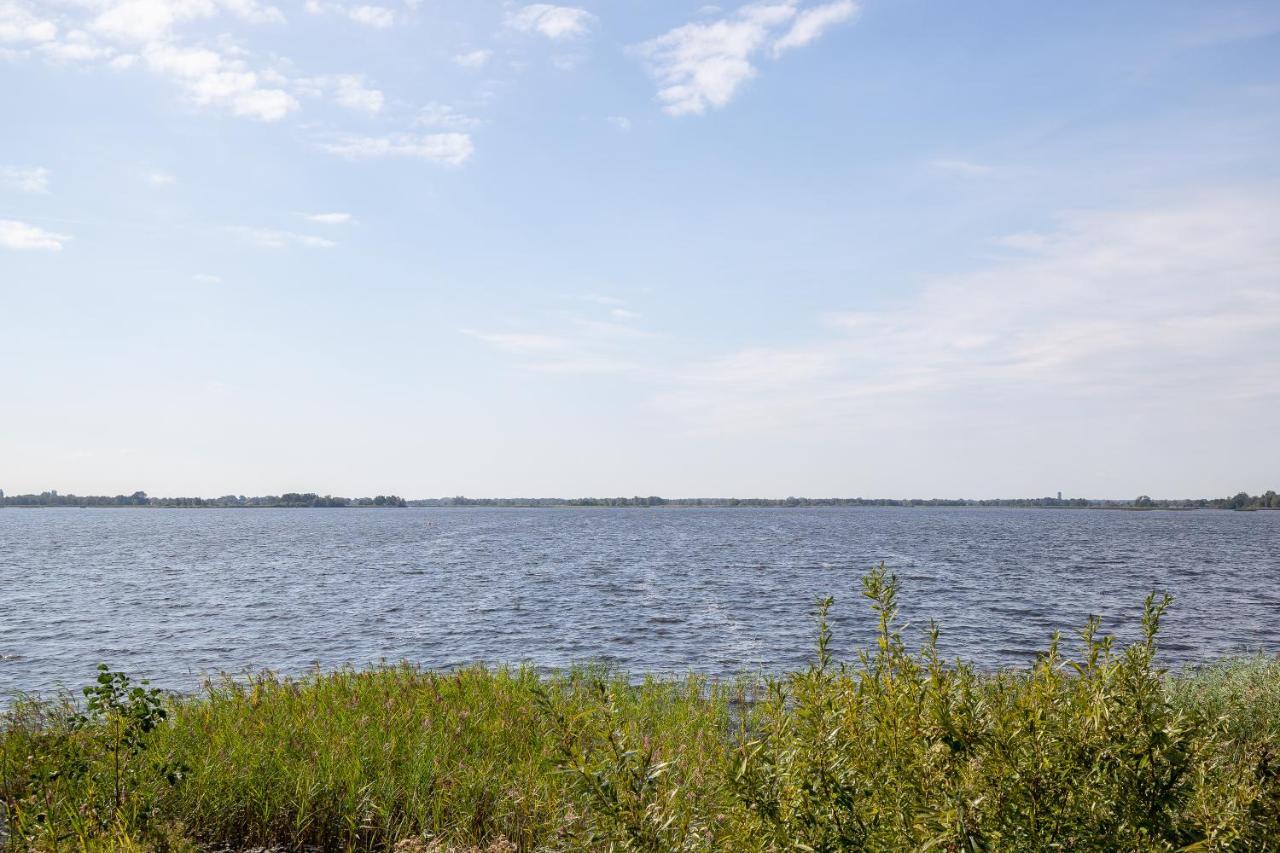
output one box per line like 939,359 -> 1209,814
4,571 -> 1280,851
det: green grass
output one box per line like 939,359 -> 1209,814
4,566 -> 1280,850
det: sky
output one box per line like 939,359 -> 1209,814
1,0 -> 1279,500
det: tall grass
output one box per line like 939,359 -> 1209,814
4,566 -> 1280,850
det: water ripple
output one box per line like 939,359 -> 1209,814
1,507 -> 1277,695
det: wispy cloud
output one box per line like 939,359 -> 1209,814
635,0 -> 859,116
0,2 -> 57,43
928,158 -> 995,177
301,211 -> 355,225
416,102 -> 482,130
606,115 -> 632,131
333,76 -> 384,112
0,165 -> 51,193
346,4 -> 395,28
320,132 -> 474,165
464,296 -> 655,374
660,193 -> 1280,434
462,331 -> 571,354
89,0 -> 284,44
453,48 -> 491,68
0,0 -> 353,125
232,226 -> 336,249
526,357 -> 640,374
579,293 -> 628,307
296,73 -> 385,113
145,169 -> 176,186
303,0 -> 396,28
772,0 -> 857,55
142,42 -> 298,121
0,218 -> 69,251
38,33 -> 115,63
505,4 -> 594,40
994,232 -> 1048,251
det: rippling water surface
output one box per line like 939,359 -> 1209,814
2,507 -> 1278,695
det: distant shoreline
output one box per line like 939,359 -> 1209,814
2,494 -> 1280,507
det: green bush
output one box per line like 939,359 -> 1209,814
733,567 -> 1202,850
3,566 -> 1279,850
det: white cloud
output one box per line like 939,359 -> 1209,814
635,0 -> 858,116
320,132 -> 474,165
505,4 -> 594,40
346,4 -> 394,28
331,73 -> 384,112
661,194 -> 1280,434
416,102 -> 480,130
995,232 -> 1048,251
463,331 -> 571,353
527,357 -> 638,374
550,52 -> 585,71
467,326 -> 641,373
464,299 -> 656,375
232,226 -> 336,249
142,42 -> 299,121
301,0 -> 396,28
1,1 -> 304,124
606,115 -> 631,131
453,48 -> 491,68
0,165 -> 50,193
689,347 -> 831,387
771,0 -> 857,55
218,0 -> 286,24
302,211 -> 354,225
634,11 -> 777,116
294,73 -> 385,112
90,0 -> 284,44
929,158 -> 995,177
193,272 -> 222,282
145,169 -> 176,186
0,219 -> 69,250
39,30 -> 115,62
0,2 -> 57,44
580,293 -> 627,306
568,315 -> 658,341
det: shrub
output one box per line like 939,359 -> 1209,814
733,566 -> 1202,849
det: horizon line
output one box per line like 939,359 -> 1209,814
3,488 -> 1277,506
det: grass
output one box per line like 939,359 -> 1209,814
3,565 -> 1279,850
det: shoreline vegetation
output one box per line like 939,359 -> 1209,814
2,489 -> 1278,510
4,568 -> 1280,850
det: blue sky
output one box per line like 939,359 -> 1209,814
2,0 -> 1278,499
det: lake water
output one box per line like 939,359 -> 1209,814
2,507 -> 1278,696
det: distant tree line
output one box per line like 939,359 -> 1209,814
0,490 -> 406,508
409,496 -> 674,507
2,489 -> 1276,510
404,492 -> 1280,509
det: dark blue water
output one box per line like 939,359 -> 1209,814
2,507 -> 1277,695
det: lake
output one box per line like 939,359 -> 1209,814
2,507 -> 1277,696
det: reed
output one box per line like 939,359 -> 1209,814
4,566 -> 1279,850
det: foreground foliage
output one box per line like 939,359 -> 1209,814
4,567 -> 1280,850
